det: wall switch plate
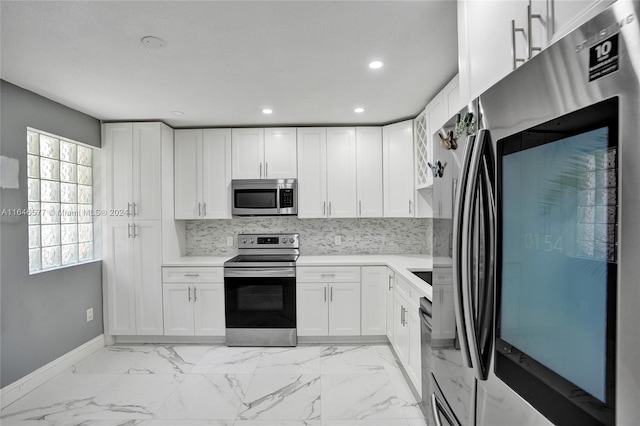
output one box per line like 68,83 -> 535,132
86,307 -> 94,322
335,235 -> 342,245
227,237 -> 234,246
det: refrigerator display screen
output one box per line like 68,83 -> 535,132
496,97 -> 617,426
501,127 -> 611,401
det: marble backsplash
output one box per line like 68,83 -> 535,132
432,218 -> 453,257
185,217 -> 433,256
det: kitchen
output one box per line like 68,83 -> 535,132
1,1 -> 639,425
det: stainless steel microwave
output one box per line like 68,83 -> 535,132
231,179 -> 297,216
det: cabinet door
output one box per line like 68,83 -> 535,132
550,0 -> 615,42
132,123 -> 162,220
264,128 -> 297,179
193,283 -> 225,336
163,284 -> 195,336
202,129 -> 232,219
174,129 -> 202,220
326,127 -> 357,218
432,149 -> 454,219
393,294 -> 410,366
361,266 -> 387,335
232,128 -> 264,179
296,128 -> 327,218
356,127 -> 383,217
297,282 -> 329,336
133,220 -> 164,335
104,123 -> 134,215
328,282 -> 361,336
104,221 -> 136,335
386,270 -> 395,344
407,306 -> 422,396
383,120 -> 415,217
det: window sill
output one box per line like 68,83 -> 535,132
29,258 -> 102,276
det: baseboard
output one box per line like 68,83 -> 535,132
114,335 -> 226,345
298,335 -> 388,344
1,334 -> 105,409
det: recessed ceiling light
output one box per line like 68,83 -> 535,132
368,61 -> 384,69
262,109 -> 273,114
171,110 -> 184,116
141,36 -> 167,49
354,107 -> 365,113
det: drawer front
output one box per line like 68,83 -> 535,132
297,266 -> 361,283
162,267 -> 223,283
395,275 -> 415,308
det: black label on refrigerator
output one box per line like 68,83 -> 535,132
589,33 -> 619,82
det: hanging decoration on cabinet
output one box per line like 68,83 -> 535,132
455,112 -> 476,138
427,160 -> 447,178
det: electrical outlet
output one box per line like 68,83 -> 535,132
335,235 -> 342,245
226,236 -> 234,246
86,307 -> 94,322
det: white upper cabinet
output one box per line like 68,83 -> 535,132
174,129 -> 232,219
457,0 -> 613,104
264,128 -> 298,179
104,122 -> 163,220
232,128 -> 296,179
356,127 -> 383,217
383,120 -> 415,217
326,127 -> 357,218
297,128 -> 328,218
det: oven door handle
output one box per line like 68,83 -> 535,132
224,267 -> 296,278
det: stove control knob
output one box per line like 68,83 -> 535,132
289,237 -> 295,243
242,238 -> 247,244
281,237 -> 287,244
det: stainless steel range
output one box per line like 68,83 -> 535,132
223,233 -> 299,346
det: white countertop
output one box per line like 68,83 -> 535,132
163,254 -> 452,301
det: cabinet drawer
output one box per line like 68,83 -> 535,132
297,266 -> 361,283
395,275 -> 413,304
162,267 -> 223,283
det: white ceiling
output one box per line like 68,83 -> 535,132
1,1 -> 458,128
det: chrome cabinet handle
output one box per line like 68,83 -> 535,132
203,202 -> 207,217
133,224 -> 138,238
259,162 -> 263,179
193,287 -> 198,302
133,202 -> 138,217
127,223 -> 132,238
527,1 -> 542,59
198,202 -> 202,216
188,287 -> 192,302
511,19 -> 526,70
359,201 -> 362,216
388,275 -> 393,291
324,286 -> 327,302
323,201 -> 326,216
409,200 -> 413,214
330,286 -> 333,302
329,201 -> 332,217
127,202 -> 132,217
265,162 -> 268,178
184,273 -> 200,277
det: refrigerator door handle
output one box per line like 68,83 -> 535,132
452,134 -> 477,369
431,393 -> 456,426
461,129 -> 496,382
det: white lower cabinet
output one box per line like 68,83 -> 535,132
105,220 -> 163,336
162,267 -> 225,336
361,266 -> 388,335
388,273 -> 422,396
297,267 -> 361,336
386,269 -> 396,345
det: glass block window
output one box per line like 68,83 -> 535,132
27,129 -> 94,274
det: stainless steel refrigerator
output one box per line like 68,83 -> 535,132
430,2 -> 640,425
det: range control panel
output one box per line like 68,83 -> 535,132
237,233 -> 299,249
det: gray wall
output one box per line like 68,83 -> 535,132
1,80 -> 103,388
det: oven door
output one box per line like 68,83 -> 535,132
224,267 -> 296,329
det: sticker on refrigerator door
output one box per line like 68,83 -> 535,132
589,33 -> 619,82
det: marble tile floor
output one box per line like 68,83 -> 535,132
1,344 -> 429,426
